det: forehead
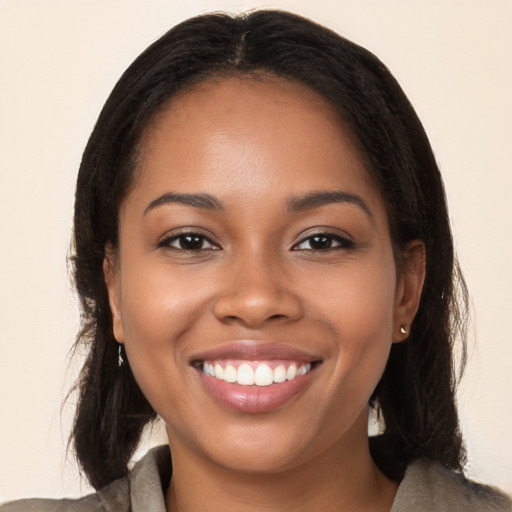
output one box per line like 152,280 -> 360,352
141,75 -> 348,163
130,75 -> 384,217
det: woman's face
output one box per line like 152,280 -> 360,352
106,76 -> 422,474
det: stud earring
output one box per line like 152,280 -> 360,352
400,325 -> 407,335
118,344 -> 124,367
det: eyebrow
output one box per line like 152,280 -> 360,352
144,192 -> 223,215
143,189 -> 372,218
286,190 -> 373,218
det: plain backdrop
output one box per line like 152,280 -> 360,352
1,0 -> 511,501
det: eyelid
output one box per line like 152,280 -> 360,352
291,228 -> 354,251
157,227 -> 221,250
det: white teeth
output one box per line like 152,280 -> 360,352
273,364 -> 287,383
296,363 -> 311,377
214,364 -> 224,379
254,364 -> 273,386
286,364 -> 297,380
202,362 -> 215,376
236,363 -> 254,385
224,364 -> 237,382
201,361 -> 314,386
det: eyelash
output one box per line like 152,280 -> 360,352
158,231 -> 220,252
158,230 -> 354,253
292,231 -> 354,252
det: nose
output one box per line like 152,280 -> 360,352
213,253 -> 303,329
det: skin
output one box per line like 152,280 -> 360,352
105,76 -> 425,512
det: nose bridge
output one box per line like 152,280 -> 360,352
213,243 -> 302,327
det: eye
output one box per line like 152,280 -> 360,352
292,232 -> 353,251
159,232 -> 220,251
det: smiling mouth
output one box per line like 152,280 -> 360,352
197,360 -> 315,386
190,342 -> 322,412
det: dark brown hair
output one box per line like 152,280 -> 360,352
70,10 -> 467,490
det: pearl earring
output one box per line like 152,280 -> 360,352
400,325 -> 407,335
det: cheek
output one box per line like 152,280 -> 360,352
120,259 -> 210,343
117,260 -> 211,405
306,255 -> 397,389
309,255 -> 397,337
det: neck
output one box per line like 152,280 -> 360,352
164,417 -> 398,512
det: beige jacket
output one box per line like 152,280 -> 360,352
2,446 -> 510,511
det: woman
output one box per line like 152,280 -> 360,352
3,10 -> 510,512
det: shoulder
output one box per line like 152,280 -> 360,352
0,477 -> 129,512
392,459 -> 512,512
0,445 -> 172,512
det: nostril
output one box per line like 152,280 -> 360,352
268,314 -> 288,321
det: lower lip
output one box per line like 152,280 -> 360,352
197,368 -> 316,413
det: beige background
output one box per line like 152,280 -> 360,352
1,0 -> 511,501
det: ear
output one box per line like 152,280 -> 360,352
103,245 -> 125,344
392,240 -> 426,343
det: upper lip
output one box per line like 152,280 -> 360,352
189,341 -> 321,364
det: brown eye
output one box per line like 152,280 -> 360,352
160,233 -> 219,251
293,233 -> 353,251
308,235 -> 334,250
